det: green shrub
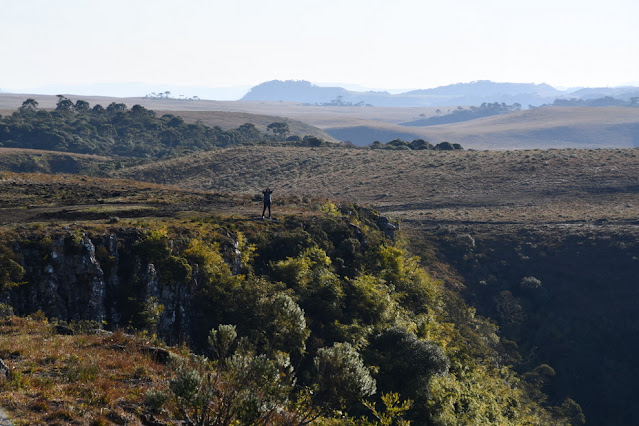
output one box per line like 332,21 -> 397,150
371,244 -> 441,312
0,246 -> 25,290
208,324 -> 238,361
257,293 -> 310,356
347,274 -> 395,325
144,389 -> 168,414
160,255 -> 192,285
133,229 -> 171,261
0,303 -> 14,318
314,342 -> 376,410
366,326 -> 449,416
134,297 -> 165,333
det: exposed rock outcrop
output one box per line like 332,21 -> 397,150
0,358 -> 10,381
18,234 -> 106,323
377,215 -> 398,240
5,230 -> 197,344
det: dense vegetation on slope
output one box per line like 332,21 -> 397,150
0,205 -> 581,424
422,226 -> 639,425
0,98 -> 329,159
552,96 -> 639,107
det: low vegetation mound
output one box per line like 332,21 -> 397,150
401,102 -> 522,127
371,139 -> 463,150
0,149 -> 116,175
552,95 -> 639,107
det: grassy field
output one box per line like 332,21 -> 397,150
2,145 -> 638,230
0,148 -> 114,175
113,146 -> 639,227
322,106 -> 639,148
0,93 -> 439,123
0,168 -> 320,228
0,316 -> 174,425
404,107 -> 639,150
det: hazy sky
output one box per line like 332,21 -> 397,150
2,0 -> 638,96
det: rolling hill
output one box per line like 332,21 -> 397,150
157,110 -> 339,143
2,93 -> 639,150
241,80 -> 565,107
110,145 -> 639,226
325,106 -> 639,148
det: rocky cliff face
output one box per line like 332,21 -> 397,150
0,228 -> 238,344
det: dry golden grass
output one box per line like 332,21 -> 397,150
2,144 -> 638,232
0,169 -> 319,229
114,146 -> 639,227
405,106 -> 639,149
0,316 -> 175,425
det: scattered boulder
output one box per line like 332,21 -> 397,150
54,324 -> 75,335
377,215 -> 398,239
141,346 -> 171,364
140,413 -> 166,426
110,344 -> 126,352
0,358 -> 11,381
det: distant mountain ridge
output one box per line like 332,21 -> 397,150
403,80 -> 561,97
566,86 -> 639,100
241,79 -> 639,108
242,80 -> 350,104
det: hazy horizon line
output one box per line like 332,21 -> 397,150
2,79 -> 638,101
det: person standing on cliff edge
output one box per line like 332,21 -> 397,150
262,188 -> 273,219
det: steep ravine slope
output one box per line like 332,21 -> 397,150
416,223 -> 639,425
